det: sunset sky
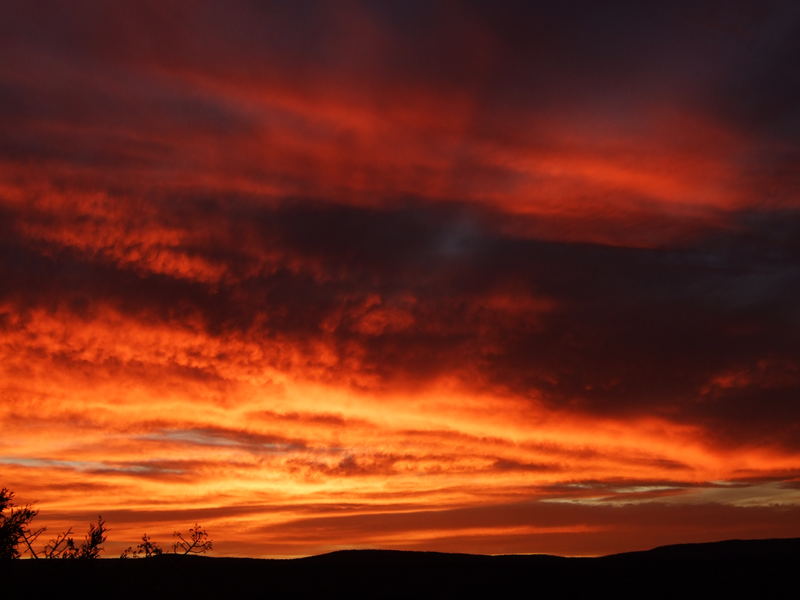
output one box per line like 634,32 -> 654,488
2,1 -> 800,558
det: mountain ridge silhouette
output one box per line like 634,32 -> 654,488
4,537 -> 798,599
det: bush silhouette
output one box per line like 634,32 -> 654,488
3,487 -> 212,560
0,487 -> 41,559
120,533 -> 163,558
43,516 -> 108,559
1,487 -> 108,560
173,523 -> 213,555
121,525 -> 214,558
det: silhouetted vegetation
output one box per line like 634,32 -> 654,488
42,516 -> 108,559
1,494 -> 107,560
173,523 -> 213,555
1,487 -> 212,560
0,487 -> 41,559
42,527 -> 75,559
119,525 -> 214,558
120,533 -> 163,559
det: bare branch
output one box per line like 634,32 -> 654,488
122,533 -> 163,558
0,488 -> 41,559
43,527 -> 74,559
20,526 -> 46,559
172,523 -> 213,555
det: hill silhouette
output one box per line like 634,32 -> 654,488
602,536 -> 800,561
3,537 -> 798,599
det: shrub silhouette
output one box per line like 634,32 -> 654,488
1,488 -> 108,560
120,533 -> 163,558
121,525 -> 214,558
173,523 -> 213,555
3,487 -> 212,560
0,487 -> 42,559
44,516 -> 108,559
42,527 -> 74,559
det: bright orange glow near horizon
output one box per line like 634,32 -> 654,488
2,1 -> 800,558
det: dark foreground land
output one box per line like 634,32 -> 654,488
3,538 -> 799,599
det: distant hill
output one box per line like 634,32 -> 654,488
296,547 -> 568,565
3,537 -> 798,599
299,537 -> 800,563
603,537 -> 800,561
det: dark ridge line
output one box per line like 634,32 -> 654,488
102,536 -> 800,562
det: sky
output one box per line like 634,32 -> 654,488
1,0 -> 800,558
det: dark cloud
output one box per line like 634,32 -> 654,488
258,498 -> 800,554
2,193 -> 799,447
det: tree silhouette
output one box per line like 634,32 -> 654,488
3,487 -> 213,560
75,516 -> 108,559
120,533 -> 163,558
42,527 -> 74,559
173,523 -> 213,555
0,487 -> 43,559
43,516 -> 107,559
121,525 -> 213,557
